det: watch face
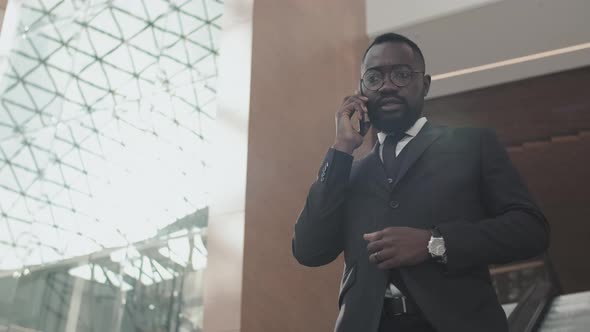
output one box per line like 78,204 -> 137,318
428,238 -> 446,257
434,244 -> 446,256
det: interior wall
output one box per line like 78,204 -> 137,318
425,66 -> 590,294
243,1 -> 367,331
380,0 -> 590,99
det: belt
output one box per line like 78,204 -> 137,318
382,296 -> 421,317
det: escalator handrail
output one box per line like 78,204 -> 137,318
507,255 -> 560,332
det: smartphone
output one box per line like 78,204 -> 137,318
359,112 -> 370,136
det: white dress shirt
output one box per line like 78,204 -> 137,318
377,116 -> 428,162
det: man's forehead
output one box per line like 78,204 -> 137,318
362,42 -> 421,70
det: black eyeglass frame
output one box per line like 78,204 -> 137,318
360,67 -> 425,91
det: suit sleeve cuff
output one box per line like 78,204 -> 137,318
317,148 -> 354,185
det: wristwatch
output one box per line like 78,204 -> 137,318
427,227 -> 447,263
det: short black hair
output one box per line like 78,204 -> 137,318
362,33 -> 426,70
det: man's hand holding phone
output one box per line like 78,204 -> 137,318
332,93 -> 371,155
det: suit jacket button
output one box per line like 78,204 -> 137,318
389,200 -> 400,209
387,178 -> 393,184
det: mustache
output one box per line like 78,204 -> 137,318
376,95 -> 406,106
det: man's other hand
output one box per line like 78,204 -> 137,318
364,227 -> 430,269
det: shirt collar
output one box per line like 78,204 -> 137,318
377,117 -> 428,145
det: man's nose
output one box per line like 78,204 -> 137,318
379,76 -> 400,93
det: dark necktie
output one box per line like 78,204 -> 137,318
382,132 -> 407,181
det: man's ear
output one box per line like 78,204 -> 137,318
423,74 -> 431,97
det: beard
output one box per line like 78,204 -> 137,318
367,101 -> 422,133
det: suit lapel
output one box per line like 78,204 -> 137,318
392,122 -> 444,189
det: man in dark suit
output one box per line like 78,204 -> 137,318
292,33 -> 550,332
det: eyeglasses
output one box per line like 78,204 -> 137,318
361,67 -> 425,91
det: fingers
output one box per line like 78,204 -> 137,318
369,251 -> 382,265
333,94 -> 369,153
367,238 -> 390,254
363,230 -> 383,242
377,256 -> 402,270
339,95 -> 368,118
348,102 -> 366,120
351,96 -> 369,115
342,94 -> 368,104
366,227 -> 399,269
368,248 -> 400,269
365,227 -> 430,269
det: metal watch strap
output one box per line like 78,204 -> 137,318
430,227 -> 442,238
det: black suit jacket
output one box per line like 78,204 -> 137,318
292,123 -> 550,332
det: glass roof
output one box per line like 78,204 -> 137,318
0,0 -> 223,270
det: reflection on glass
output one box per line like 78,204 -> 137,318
0,0 -> 223,331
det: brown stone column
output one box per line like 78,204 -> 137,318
243,1 -> 367,331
